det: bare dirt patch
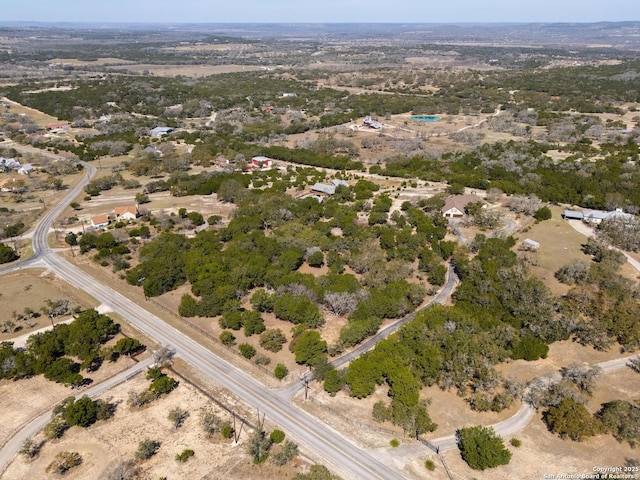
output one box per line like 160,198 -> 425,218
115,64 -> 263,77
0,269 -> 98,341
48,58 -> 134,67
440,368 -> 640,480
0,97 -> 59,128
518,206 -> 593,295
4,360 -> 308,480
497,340 -> 632,385
0,355 -> 137,450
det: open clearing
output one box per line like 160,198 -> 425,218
0,269 -> 98,341
3,359 -> 308,480
112,64 -> 263,77
439,367 -> 640,480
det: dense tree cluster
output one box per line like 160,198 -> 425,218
457,426 -> 512,470
0,309 -> 120,385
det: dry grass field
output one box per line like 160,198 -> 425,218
3,360 -> 309,480
115,64 -> 263,77
0,98 -> 59,128
0,269 -> 99,341
439,367 -> 640,480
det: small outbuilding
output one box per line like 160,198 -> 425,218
150,126 -> 174,137
90,214 -> 110,228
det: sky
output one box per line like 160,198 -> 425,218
2,0 -> 639,24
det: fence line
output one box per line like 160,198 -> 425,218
147,298 -> 275,378
166,367 -> 256,431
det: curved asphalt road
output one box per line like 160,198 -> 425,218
0,358 -> 153,475
0,152 -> 405,479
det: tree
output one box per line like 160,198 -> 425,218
307,250 -> 325,268
168,407 -> 189,429
271,440 -> 299,466
560,364 -> 602,395
219,330 -> 236,346
274,293 -> 324,328
103,460 -> 140,480
294,330 -> 327,365
457,425 -> 512,470
175,449 -> 195,463
247,430 -> 272,464
64,232 -> 78,246
19,437 -> 42,460
135,192 -> 150,204
64,396 -> 98,427
135,439 -> 161,460
46,451 -> 82,474
113,337 -> 143,356
259,329 -> 287,352
323,369 -> 345,396
200,410 -> 222,437
149,374 -> 178,395
533,206 -> 552,221
239,343 -> 256,359
243,310 -> 266,336
511,337 -> 549,361
555,260 -> 589,285
44,416 -> 69,439
274,363 -> 289,380
598,400 -> 640,446
544,397 -> 602,441
0,243 -> 18,264
251,290 -> 274,313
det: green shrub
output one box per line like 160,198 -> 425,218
274,363 -> 289,380
221,423 -> 235,439
390,439 -> 400,448
239,343 -> 256,359
136,439 -> 161,460
219,330 -> 236,346
270,429 -> 285,444
425,459 -> 436,471
175,449 -> 194,463
510,438 -> 522,447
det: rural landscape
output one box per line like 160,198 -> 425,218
1,20 -> 640,480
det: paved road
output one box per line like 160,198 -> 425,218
567,219 -> 640,272
1,152 -> 405,478
423,352 -> 640,453
0,357 -> 153,475
332,264 -> 458,370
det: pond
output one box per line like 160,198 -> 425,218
410,115 -> 440,122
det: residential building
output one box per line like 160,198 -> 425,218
114,205 -> 139,221
311,183 -> 336,196
150,126 -> 174,137
90,214 -> 110,228
442,194 -> 484,218
251,156 -> 274,169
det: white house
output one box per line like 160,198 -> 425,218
114,205 -> 139,221
563,208 -> 635,225
17,164 -> 34,175
90,214 -> 110,228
